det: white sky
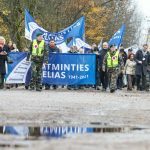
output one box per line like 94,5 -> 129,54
137,0 -> 150,17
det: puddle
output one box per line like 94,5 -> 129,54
0,126 -> 147,137
0,126 -> 147,148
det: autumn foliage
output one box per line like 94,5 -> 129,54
0,0 -> 141,49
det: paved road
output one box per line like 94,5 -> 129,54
0,88 -> 150,149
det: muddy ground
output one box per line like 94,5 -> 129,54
0,88 -> 150,149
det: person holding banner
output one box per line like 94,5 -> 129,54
0,36 -> 8,89
117,48 -> 127,90
27,33 -> 47,91
99,42 -> 109,91
102,44 -> 124,93
45,39 -> 61,90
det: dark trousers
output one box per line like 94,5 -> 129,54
127,74 -> 135,90
96,70 -> 101,86
100,70 -> 108,89
136,74 -> 146,90
0,73 -> 5,89
146,70 -> 150,90
117,73 -> 123,89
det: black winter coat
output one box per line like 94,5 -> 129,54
135,49 -> 149,76
0,45 -> 9,74
99,49 -> 108,68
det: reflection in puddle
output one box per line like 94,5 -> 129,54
0,126 -> 147,148
1,126 -> 93,138
0,126 -> 146,139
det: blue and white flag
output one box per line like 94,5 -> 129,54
68,38 -> 91,50
6,53 -> 96,85
25,9 -> 85,45
5,52 -> 31,84
43,53 -> 96,85
109,25 -> 125,48
41,127 -> 93,138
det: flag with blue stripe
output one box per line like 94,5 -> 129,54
109,25 -> 125,48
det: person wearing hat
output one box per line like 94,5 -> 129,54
27,33 -> 47,91
102,44 -> 124,93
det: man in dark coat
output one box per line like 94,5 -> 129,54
45,39 -> 61,90
135,44 -> 149,91
0,36 -> 8,89
146,49 -> 150,91
99,42 -> 109,91
117,48 -> 127,90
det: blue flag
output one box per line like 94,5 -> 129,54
25,9 -> 85,45
109,25 -> 125,48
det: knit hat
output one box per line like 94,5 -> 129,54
36,32 -> 43,37
109,44 -> 116,48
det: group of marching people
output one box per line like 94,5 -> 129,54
95,42 -> 150,93
25,33 -> 150,92
0,33 -> 150,92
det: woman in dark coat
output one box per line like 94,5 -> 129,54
135,44 -> 149,91
0,37 -> 8,89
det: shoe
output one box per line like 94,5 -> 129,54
6,86 -> 10,89
67,85 -> 72,90
25,86 -> 29,90
74,87 -> 79,90
45,87 -> 50,90
15,84 -> 18,88
127,88 -> 132,91
96,86 -> 101,90
0,85 -> 4,89
146,88 -> 149,92
36,88 -> 42,92
102,88 -> 106,92
30,87 -> 35,91
53,85 -> 57,90
110,89 -> 115,93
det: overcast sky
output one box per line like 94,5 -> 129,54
135,0 -> 150,45
136,0 -> 150,17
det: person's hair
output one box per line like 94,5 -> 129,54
120,48 -> 124,52
50,39 -> 55,42
0,36 -> 6,44
13,43 -> 17,49
109,44 -> 115,48
103,42 -> 108,46
128,48 -> 132,52
143,44 -> 148,47
128,53 -> 134,59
